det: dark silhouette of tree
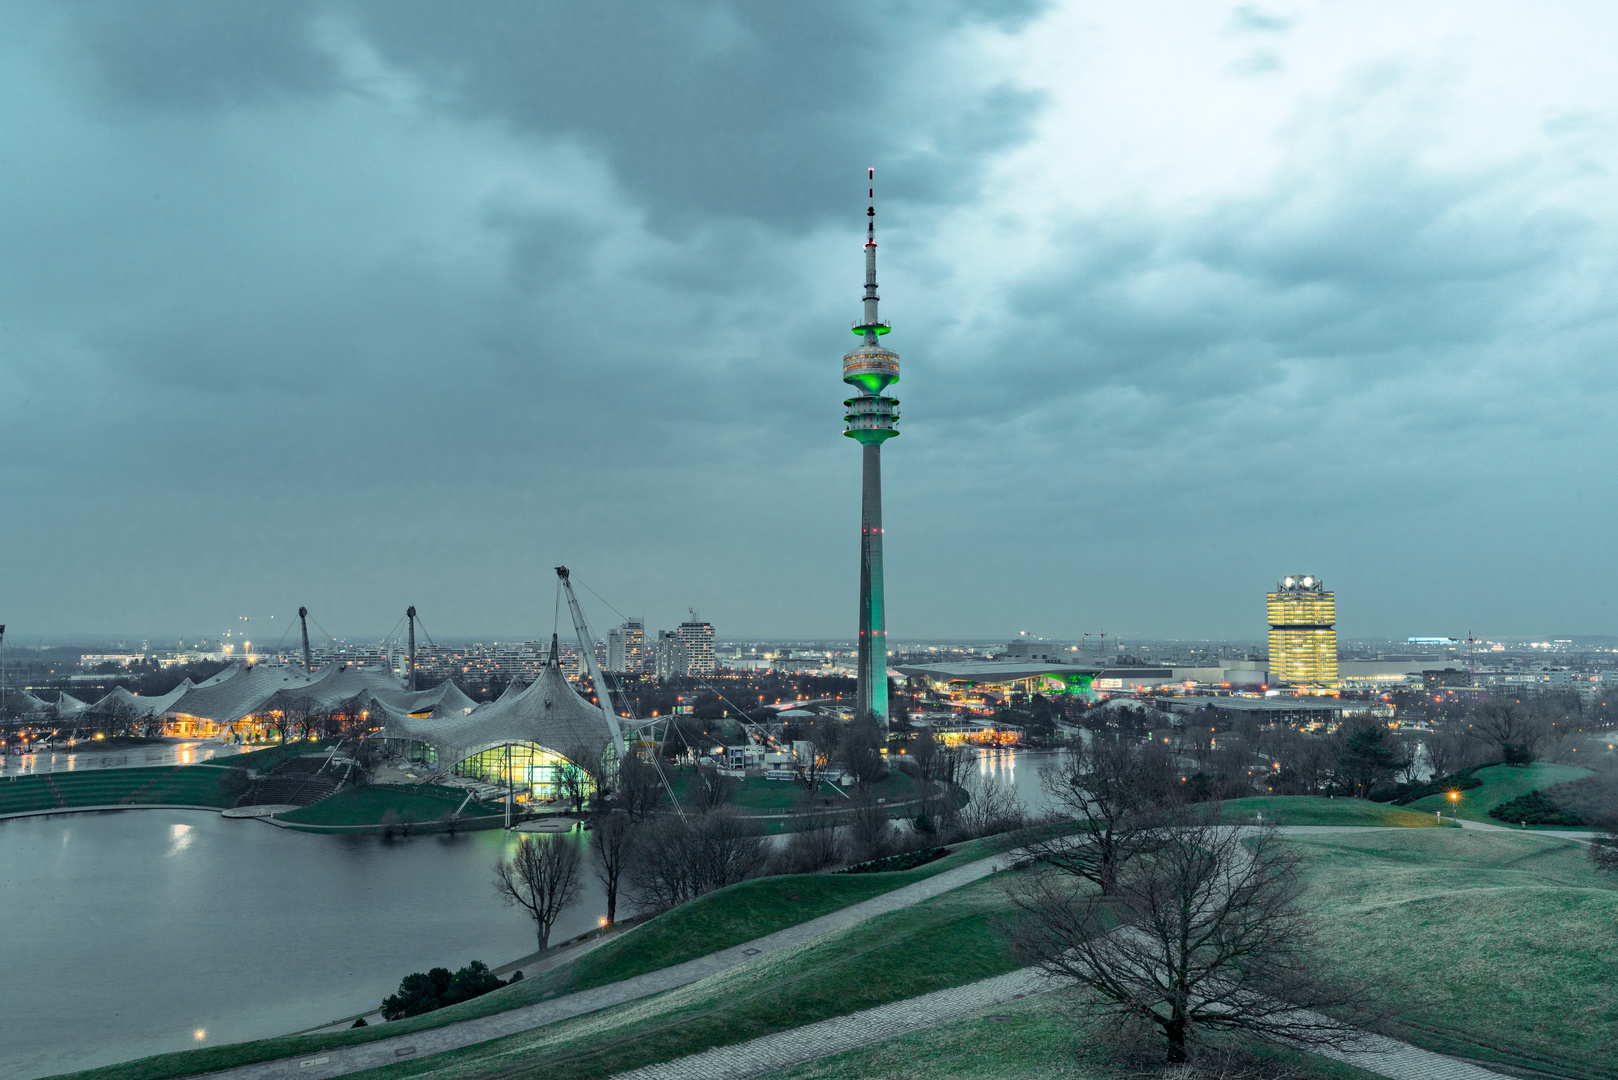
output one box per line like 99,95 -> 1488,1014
688,762 -> 737,810
1009,809 -> 1372,1064
590,811 -> 634,925
1468,701 -> 1550,764
1335,722 -> 1407,797
493,835 -> 583,950
616,751 -> 664,822
626,806 -> 767,912
841,718 -> 888,788
1032,733 -> 1177,895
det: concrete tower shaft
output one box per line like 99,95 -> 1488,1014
843,169 -> 897,727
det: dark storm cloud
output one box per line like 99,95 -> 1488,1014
6,2 -> 1618,644
70,0 -> 1046,229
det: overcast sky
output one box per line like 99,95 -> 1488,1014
5,1 -> 1618,645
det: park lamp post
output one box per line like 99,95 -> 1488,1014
1449,790 -> 1459,824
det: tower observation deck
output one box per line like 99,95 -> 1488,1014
844,169 -> 899,726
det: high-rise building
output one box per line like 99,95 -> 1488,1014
842,169 -> 899,727
607,628 -> 626,672
654,630 -> 687,680
1267,575 -> 1339,691
677,615 -> 715,676
623,618 -> 645,672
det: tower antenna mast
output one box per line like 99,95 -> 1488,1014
841,167 -> 901,727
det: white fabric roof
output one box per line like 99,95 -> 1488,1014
55,691 -> 89,716
381,636 -> 610,766
87,681 -> 194,719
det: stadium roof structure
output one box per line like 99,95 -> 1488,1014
86,681 -> 195,720
379,635 -> 613,768
155,661 -> 479,729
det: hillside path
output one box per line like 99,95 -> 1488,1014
177,851 -> 1020,1080
607,968 -> 1516,1080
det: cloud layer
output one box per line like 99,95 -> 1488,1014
4,1 -> 1618,643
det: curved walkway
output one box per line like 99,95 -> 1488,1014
606,969 -> 1515,1080
179,851 -> 1022,1080
178,824 -> 1565,1080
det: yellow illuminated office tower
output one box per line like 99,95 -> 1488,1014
1267,575 -> 1339,692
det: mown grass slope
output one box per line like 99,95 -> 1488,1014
318,872 -> 1036,1080
1290,829 -> 1618,1079
1403,762 -> 1592,824
277,784 -> 500,829
1219,795 -> 1448,827
757,986 -> 1385,1080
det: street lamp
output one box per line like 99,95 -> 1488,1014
1448,790 -> 1459,823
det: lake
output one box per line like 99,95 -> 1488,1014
0,811 -> 606,1080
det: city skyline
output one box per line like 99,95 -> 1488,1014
7,4 -> 1618,641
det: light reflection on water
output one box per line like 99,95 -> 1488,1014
0,811 -> 610,1080
970,746 -> 1067,818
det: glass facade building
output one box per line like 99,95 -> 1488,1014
1266,575 -> 1339,691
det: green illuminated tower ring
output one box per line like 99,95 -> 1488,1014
844,169 -> 899,726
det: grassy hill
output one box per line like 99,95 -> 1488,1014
1219,795 -> 1449,827
1404,762 -> 1593,825
1292,828 -> 1618,1079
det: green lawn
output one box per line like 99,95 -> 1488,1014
0,765 -> 238,815
1219,795 -> 1449,827
1404,762 -> 1593,825
50,834 -> 1019,1080
276,784 -> 501,830
305,871 -> 1033,1080
207,739 -> 338,773
757,986 -> 1385,1080
1289,828 -> 1618,1079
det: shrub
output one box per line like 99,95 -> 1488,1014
1488,789 -> 1584,826
839,846 -> 948,875
380,960 -> 511,1020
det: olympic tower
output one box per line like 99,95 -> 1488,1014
843,169 -> 899,726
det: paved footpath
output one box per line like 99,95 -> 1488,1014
607,969 -> 1515,1080
181,852 -> 1021,1080
186,826 -> 1548,1080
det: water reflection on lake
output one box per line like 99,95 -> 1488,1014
0,811 -> 609,1080
971,746 -> 1068,818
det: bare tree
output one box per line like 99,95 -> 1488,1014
1033,733 -> 1176,895
847,792 -> 895,862
559,744 -> 602,813
626,806 -> 768,912
616,750 -> 664,822
590,811 -> 635,924
952,768 -> 1027,840
841,718 -> 888,789
493,835 -> 583,950
1009,810 -> 1371,1064
772,810 -> 846,874
1467,700 -> 1550,765
688,762 -> 737,810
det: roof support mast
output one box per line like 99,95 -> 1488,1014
555,567 -> 627,760
298,607 -> 313,672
